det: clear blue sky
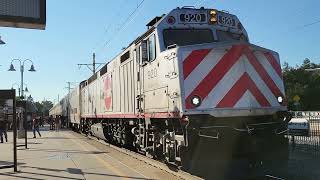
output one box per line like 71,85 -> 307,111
0,0 -> 319,102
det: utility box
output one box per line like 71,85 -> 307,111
288,118 -> 310,136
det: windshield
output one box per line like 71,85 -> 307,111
216,30 -> 248,42
163,29 -> 214,47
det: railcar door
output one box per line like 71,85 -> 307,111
134,45 -> 144,114
119,51 -> 135,114
139,33 -> 169,114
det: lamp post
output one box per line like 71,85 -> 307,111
9,59 -> 36,139
11,83 -> 21,97
11,83 -> 29,98
0,36 -> 5,45
8,59 -> 36,99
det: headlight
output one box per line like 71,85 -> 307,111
167,16 -> 175,25
277,96 -> 283,103
209,9 -> 218,24
191,96 -> 201,107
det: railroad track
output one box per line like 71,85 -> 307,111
74,131 -> 287,180
76,131 -> 202,180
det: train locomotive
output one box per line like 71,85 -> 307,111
50,7 -> 290,179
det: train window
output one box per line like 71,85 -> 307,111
141,40 -> 148,63
136,46 -> 141,64
163,29 -> 214,47
148,34 -> 156,61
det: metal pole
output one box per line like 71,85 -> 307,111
67,82 -> 71,96
24,107 -> 27,149
93,53 -> 96,75
77,53 -> 104,75
20,64 -> 24,98
13,90 -> 17,172
24,101 -> 27,149
67,82 -> 71,128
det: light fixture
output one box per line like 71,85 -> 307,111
210,10 -> 217,15
0,36 -> 5,45
29,64 -> 36,72
209,9 -> 218,24
8,64 -> 16,71
277,96 -> 283,104
167,16 -> 175,25
191,95 -> 201,107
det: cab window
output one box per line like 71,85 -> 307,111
148,34 -> 156,61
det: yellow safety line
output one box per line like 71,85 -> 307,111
65,133 -> 130,180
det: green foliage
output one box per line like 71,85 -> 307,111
35,100 -> 53,116
283,59 -> 320,110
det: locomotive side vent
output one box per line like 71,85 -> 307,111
100,63 -> 108,76
120,51 -> 130,63
88,73 -> 97,84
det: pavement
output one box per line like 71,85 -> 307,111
1,126 -> 320,179
0,126 -> 180,180
287,141 -> 320,179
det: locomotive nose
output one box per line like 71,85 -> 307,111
181,43 -> 285,112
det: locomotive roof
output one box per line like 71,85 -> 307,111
93,7 -> 243,83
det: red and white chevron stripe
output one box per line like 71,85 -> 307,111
183,44 -> 285,109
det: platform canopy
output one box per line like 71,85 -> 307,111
0,0 -> 46,30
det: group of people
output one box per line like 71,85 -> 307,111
0,115 -> 65,142
48,115 -> 62,131
33,115 -> 63,138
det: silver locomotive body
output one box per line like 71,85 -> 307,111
51,7 -> 290,179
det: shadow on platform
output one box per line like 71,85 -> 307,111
0,165 -> 154,180
25,147 -> 106,155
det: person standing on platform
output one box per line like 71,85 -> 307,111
0,109 -> 4,143
0,109 -> 8,143
33,117 -> 41,138
0,120 -> 5,143
61,117 -> 65,129
49,115 -> 54,130
40,116 -> 44,127
55,116 -> 60,132
3,119 -> 8,142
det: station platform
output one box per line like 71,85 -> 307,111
0,126 -> 179,180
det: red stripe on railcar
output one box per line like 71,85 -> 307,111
185,45 -> 246,109
216,73 -> 271,108
183,49 -> 211,79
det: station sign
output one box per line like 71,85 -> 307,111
0,0 -> 46,30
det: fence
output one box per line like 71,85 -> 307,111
286,116 -> 320,155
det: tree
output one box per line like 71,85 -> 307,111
41,100 -> 53,116
283,59 -> 320,110
34,100 -> 53,116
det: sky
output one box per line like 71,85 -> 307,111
0,0 -> 319,103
